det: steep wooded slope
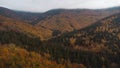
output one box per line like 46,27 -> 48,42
49,13 -> 120,51
41,13 -> 120,68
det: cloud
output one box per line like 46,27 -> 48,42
0,0 -> 120,12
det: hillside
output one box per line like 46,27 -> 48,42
35,8 -> 120,36
0,30 -> 86,68
42,13 -> 120,68
0,15 -> 52,40
49,13 -> 120,49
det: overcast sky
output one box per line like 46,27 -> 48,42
0,0 -> 120,12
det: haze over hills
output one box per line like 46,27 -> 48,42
1,6 -> 120,68
0,7 -> 42,24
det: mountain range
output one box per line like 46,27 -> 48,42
1,6 -> 120,68
0,7 -> 120,40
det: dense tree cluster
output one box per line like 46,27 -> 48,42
0,44 -> 69,68
0,29 -> 118,68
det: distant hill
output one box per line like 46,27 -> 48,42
35,7 -> 120,36
0,7 -> 42,24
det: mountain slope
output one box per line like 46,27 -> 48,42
35,8 -> 120,36
39,13 -> 120,68
48,13 -> 120,51
0,15 -> 52,40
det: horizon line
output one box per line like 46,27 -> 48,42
0,5 -> 120,13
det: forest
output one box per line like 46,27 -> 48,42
0,6 -> 120,68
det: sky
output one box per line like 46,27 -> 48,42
0,0 -> 120,12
